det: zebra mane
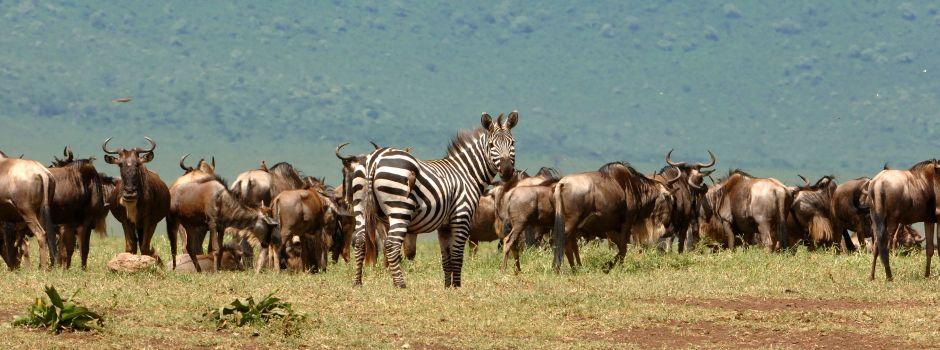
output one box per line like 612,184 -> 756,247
445,127 -> 487,158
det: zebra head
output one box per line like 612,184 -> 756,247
481,111 -> 518,181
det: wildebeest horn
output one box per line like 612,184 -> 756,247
179,154 -> 193,172
211,156 -> 216,168
370,141 -> 381,149
137,137 -> 156,154
798,174 -> 809,187
260,160 -> 268,172
335,142 -> 356,162
665,149 -> 687,167
696,150 -> 716,169
688,174 -> 703,190
102,137 -> 119,154
64,145 -> 74,162
883,163 -> 889,170
666,167 -> 682,186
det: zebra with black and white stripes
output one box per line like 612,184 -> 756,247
349,112 -> 519,288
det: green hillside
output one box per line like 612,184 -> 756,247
1,1 -> 938,184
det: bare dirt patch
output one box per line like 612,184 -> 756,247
605,320 -> 927,349
653,296 -> 925,312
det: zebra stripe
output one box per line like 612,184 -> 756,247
351,112 -> 518,288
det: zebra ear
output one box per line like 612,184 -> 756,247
496,113 -> 505,127
481,113 -> 493,130
506,111 -> 518,129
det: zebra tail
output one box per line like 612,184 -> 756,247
362,177 -> 380,266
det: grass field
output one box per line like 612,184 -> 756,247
0,236 -> 938,349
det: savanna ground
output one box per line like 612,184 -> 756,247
1,236 -> 939,349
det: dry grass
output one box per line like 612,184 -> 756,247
0,236 -> 938,349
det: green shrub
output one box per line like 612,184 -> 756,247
205,291 -> 304,330
12,286 -> 104,333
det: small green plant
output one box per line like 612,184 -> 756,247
205,291 -> 304,329
12,286 -> 104,333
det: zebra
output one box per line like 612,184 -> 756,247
348,112 -> 519,288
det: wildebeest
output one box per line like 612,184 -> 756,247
167,242 -> 244,272
102,137 -> 171,260
866,159 -> 939,281
264,181 -> 333,273
551,162 -> 679,272
496,172 -> 559,273
230,161 -> 305,207
167,154 -> 219,256
0,151 -> 57,268
697,170 -> 792,251
833,176 -> 922,252
48,146 -> 109,269
788,175 -> 854,251
659,150 -> 716,252
335,143 -> 386,265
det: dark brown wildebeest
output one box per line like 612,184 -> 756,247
47,146 -> 109,269
551,162 -> 678,272
468,189 -> 501,254
659,150 -> 716,252
866,160 -> 940,281
788,175 -> 854,251
167,154 -> 220,257
265,184 -> 332,273
102,137 -> 171,261
0,152 -> 57,268
697,170 -> 792,251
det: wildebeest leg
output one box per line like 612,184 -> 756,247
122,221 -> 137,254
437,229 -> 453,286
2,224 -> 18,270
501,224 -> 523,273
58,226 -> 75,269
403,233 -> 417,261
757,221 -> 774,252
603,231 -> 629,273
879,221 -> 897,281
139,221 -> 156,257
211,222 -> 224,272
21,212 -> 51,268
925,221 -> 935,278
78,224 -> 92,270
184,224 -> 203,273
720,220 -> 735,251
563,233 -> 579,270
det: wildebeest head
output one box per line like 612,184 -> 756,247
481,111 -> 518,181
335,142 -> 366,207
102,137 -> 156,203
666,149 -> 716,191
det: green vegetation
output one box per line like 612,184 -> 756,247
0,236 -> 938,348
12,286 -> 104,333
205,291 -> 304,331
1,1 -> 938,184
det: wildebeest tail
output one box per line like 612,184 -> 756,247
37,174 -> 57,265
166,213 -> 179,269
551,183 -> 566,271
775,188 -> 789,250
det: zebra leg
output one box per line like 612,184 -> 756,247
385,217 -> 411,288
353,228 -> 366,286
448,218 -> 473,288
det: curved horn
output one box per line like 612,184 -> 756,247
370,141 -> 381,150
138,137 -> 156,154
211,156 -> 216,168
798,174 -> 809,187
665,167 -> 682,186
335,142 -> 356,162
64,145 -> 74,162
695,150 -> 716,169
665,149 -> 687,167
102,137 -> 119,154
179,154 -> 193,172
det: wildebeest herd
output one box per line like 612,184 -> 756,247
0,112 -> 934,287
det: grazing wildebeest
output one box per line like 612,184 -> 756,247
696,170 -> 792,251
659,150 -> 716,252
788,175 -> 854,251
551,162 -> 678,272
48,146 -> 109,269
866,159 -> 939,281
102,137 -> 171,260
265,182 -> 332,273
0,151 -> 57,268
168,242 -> 244,272
496,174 -> 560,273
350,112 -> 519,288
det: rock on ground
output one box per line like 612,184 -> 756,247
107,253 -> 160,273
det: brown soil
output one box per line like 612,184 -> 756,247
606,320 -> 926,349
654,296 -> 926,312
